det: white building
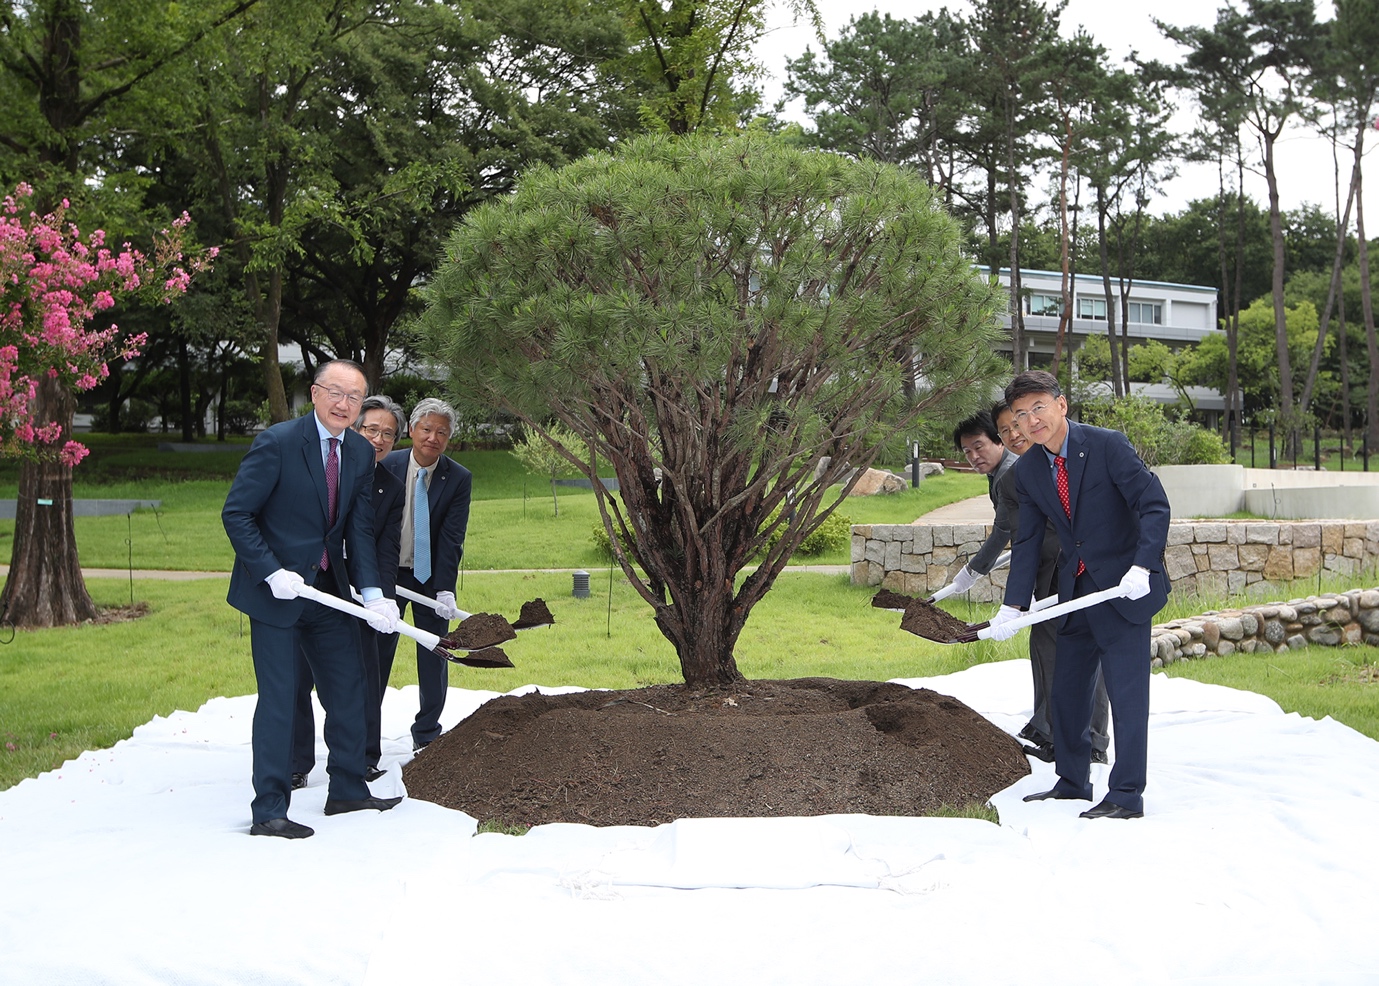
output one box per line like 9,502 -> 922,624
987,267 -> 1225,426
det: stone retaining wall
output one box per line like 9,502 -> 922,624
1151,589 -> 1379,667
851,520 -> 1379,603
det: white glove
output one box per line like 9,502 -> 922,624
986,605 -> 1024,642
1118,565 -> 1151,600
266,569 -> 305,600
364,597 -> 401,634
435,591 -> 463,621
948,565 -> 978,594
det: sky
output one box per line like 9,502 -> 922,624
755,0 -> 1379,225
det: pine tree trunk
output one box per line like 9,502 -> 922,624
0,376 -> 98,628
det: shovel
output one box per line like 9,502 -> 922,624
296,583 -> 514,668
394,584 -> 556,633
926,551 -> 1012,603
950,586 -> 1130,643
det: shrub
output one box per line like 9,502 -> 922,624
1080,396 -> 1229,467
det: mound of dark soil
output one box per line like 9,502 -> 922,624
403,677 -> 1029,828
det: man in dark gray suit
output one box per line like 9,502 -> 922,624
222,359 -> 402,839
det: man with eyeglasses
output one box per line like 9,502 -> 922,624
290,395 -> 407,787
378,397 -> 472,753
992,399 -> 1110,766
222,359 -> 403,840
989,370 -> 1170,820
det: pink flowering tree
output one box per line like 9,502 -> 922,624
1,185 -> 214,627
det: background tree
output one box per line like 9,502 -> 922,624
421,133 -> 1006,688
511,422 -> 589,516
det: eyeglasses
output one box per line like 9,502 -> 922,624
359,424 -> 398,442
314,384 -> 364,408
1011,402 -> 1054,425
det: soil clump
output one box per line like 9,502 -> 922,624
899,598 -> 975,643
404,677 -> 1029,828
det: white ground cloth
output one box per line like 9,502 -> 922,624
3,662 -> 1377,985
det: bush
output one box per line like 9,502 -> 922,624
1080,397 -> 1229,467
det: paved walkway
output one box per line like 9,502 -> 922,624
911,494 -> 994,523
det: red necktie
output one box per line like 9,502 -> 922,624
321,437 -> 339,570
1055,454 -> 1086,576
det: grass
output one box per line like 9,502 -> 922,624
1,449 -> 987,572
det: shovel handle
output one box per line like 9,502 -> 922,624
975,586 -> 1128,640
294,582 -> 444,651
394,584 -> 473,621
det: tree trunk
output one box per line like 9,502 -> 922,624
1263,131 -> 1296,450
1096,186 -> 1123,397
652,577 -> 745,690
0,376 -> 98,628
1356,167 -> 1378,450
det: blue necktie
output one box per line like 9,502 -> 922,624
414,467 -> 431,582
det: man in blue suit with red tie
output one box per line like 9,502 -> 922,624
989,370 -> 1171,820
378,397 -> 472,752
222,359 -> 404,839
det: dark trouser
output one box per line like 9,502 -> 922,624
250,600 -> 369,823
1028,620 -> 1110,755
1048,575 -> 1151,813
376,568 -> 450,748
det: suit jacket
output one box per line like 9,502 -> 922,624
382,448 -> 472,592
996,458 -> 1060,594
1003,421 -> 1170,624
223,413 -> 381,627
357,462 -> 404,597
968,448 -> 1018,575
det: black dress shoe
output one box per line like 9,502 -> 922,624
1022,787 -> 1091,802
1091,749 -> 1109,765
291,772 -> 308,790
1080,800 -> 1143,820
1021,741 -> 1055,763
364,766 -> 386,782
324,795 -> 403,816
1017,722 -> 1041,743
250,817 -> 315,839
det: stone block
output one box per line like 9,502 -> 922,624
1307,625 -> 1342,645
1292,524 -> 1321,549
1344,623 -> 1363,644
1239,614 -> 1258,636
904,572 -> 929,596
900,552 -> 924,574
1237,544 -> 1270,571
1321,524 -> 1344,554
1201,622 -> 1221,650
1263,620 -> 1286,645
1360,589 -> 1379,609
1195,523 -> 1227,543
1343,538 -> 1365,559
1217,640 -> 1235,656
952,524 -> 987,545
881,569 -> 906,591
932,547 -> 957,566
1207,544 -> 1240,570
864,539 -> 885,565
1286,634 -> 1307,650
931,526 -> 953,548
851,535 -> 866,563
1278,525 -> 1292,544
1228,571 -> 1247,593
1164,545 -> 1198,581
1324,554 -> 1358,576
884,539 -> 902,572
1167,524 -> 1195,546
1191,542 -> 1209,555
1290,548 -> 1323,579
911,526 -> 933,555
1263,546 -> 1294,581
1197,570 -> 1228,597
1227,524 -> 1246,545
1244,524 -> 1279,544
1344,522 -> 1368,539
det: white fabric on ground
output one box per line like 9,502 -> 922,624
3,664 -> 1377,985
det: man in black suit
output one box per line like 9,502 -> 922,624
990,370 -> 1170,820
222,359 -> 403,839
378,397 -> 472,752
290,394 -> 406,786
992,399 -> 1110,765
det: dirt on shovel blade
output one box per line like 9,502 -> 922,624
899,597 -> 974,643
450,645 -> 514,668
441,612 -> 517,652
871,587 -> 916,611
511,598 -> 554,630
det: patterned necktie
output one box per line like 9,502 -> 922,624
1054,454 -> 1086,576
321,437 -> 339,571
413,466 -> 431,583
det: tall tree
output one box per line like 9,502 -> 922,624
1159,1 -> 1323,450
421,133 -> 1006,688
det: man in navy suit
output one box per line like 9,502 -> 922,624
290,394 -> 406,786
223,359 -> 403,839
990,370 -> 1170,820
378,397 -> 472,751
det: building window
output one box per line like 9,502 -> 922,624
1127,301 -> 1163,324
1027,293 -> 1062,316
1077,296 -> 1107,320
